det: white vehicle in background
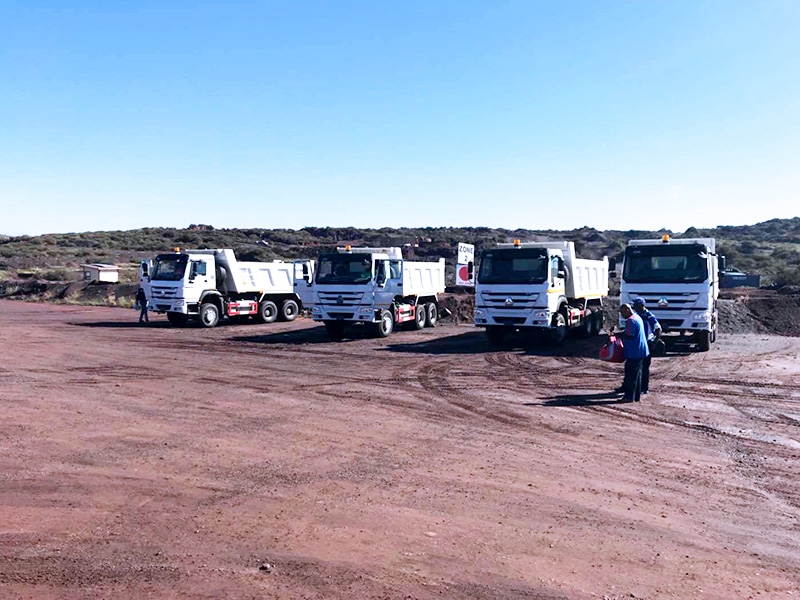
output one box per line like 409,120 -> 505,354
140,248 -> 314,327
474,240 -> 608,345
310,246 -> 445,339
620,236 -> 723,351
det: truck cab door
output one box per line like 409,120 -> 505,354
185,257 -> 215,301
293,260 -> 315,308
139,259 -> 153,298
373,259 -> 398,310
550,254 -> 566,292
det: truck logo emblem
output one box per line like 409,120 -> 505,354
658,297 -> 668,307
336,295 -> 344,305
505,297 -> 514,306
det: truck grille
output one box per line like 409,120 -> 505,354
150,286 -> 178,300
317,290 -> 364,306
479,291 -> 539,309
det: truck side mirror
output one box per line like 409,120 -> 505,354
467,261 -> 474,276
608,258 -> 617,272
302,264 -> 311,283
718,256 -> 727,272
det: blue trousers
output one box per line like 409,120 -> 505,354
624,358 -> 644,401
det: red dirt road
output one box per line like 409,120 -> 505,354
1,300 -> 799,599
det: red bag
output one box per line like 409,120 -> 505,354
599,335 -> 625,363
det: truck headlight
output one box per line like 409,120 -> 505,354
360,306 -> 373,314
534,310 -> 550,319
694,311 -> 711,321
474,309 -> 485,317
312,306 -> 322,316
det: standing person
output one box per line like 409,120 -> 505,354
633,298 -> 662,394
619,303 -> 649,402
135,287 -> 149,324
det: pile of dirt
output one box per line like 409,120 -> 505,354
0,279 -> 138,306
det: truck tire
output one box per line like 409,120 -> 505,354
412,304 -> 426,330
486,326 -> 505,346
375,310 -> 394,338
199,302 -> 220,328
581,309 -> 593,337
166,312 -> 188,326
548,312 -> 567,346
591,310 -> 603,335
324,321 -> 345,340
425,302 -> 438,327
257,300 -> 278,324
279,299 -> 299,322
697,330 -> 711,352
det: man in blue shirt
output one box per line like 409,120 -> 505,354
619,303 -> 649,402
633,297 -> 662,394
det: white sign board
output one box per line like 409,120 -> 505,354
457,243 -> 474,265
456,243 -> 475,287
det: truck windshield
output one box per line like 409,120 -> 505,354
151,254 -> 188,281
622,244 -> 709,283
315,254 -> 373,284
478,249 -> 547,284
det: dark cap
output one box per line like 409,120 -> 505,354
633,297 -> 646,308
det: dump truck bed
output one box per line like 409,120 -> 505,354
402,259 -> 446,297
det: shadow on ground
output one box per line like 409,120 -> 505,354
384,329 -> 610,358
531,391 -> 634,407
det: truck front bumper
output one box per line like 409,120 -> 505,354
151,299 -> 189,314
312,304 -> 378,323
474,308 -> 550,328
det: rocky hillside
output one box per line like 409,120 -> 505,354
1,218 -> 799,288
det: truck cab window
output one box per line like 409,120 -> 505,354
389,261 -> 402,279
192,261 -> 207,277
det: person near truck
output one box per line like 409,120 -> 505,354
633,297 -> 662,394
619,303 -> 649,402
135,287 -> 149,324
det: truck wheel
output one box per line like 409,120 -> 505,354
549,312 -> 567,346
279,299 -> 299,322
486,326 -> 505,346
166,312 -> 188,326
426,302 -> 438,327
581,309 -> 593,337
257,300 -> 278,324
324,321 -> 345,340
697,330 -> 711,352
375,310 -> 394,338
199,303 -> 220,328
412,304 -> 426,330
591,310 -> 604,335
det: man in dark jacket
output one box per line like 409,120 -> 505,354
633,298 -> 662,394
135,288 -> 149,324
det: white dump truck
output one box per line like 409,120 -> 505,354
140,249 -> 314,327
474,240 -> 609,345
620,236 -> 723,351
310,246 -> 445,339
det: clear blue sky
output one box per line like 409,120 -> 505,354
2,1 -> 799,236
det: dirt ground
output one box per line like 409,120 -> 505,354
1,300 -> 799,600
